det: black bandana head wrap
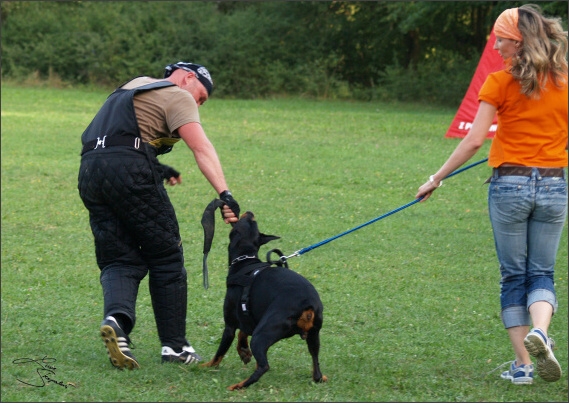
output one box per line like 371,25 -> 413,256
163,62 -> 213,95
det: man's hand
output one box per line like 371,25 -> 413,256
219,190 -> 240,223
161,164 -> 182,186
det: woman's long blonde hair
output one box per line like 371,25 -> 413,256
511,4 -> 568,98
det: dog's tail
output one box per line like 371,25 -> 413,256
201,198 -> 226,290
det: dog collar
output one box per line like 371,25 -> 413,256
230,255 -> 258,266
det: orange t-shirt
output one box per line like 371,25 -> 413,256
479,70 -> 568,167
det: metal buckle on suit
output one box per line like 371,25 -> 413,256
134,137 -> 140,149
94,135 -> 107,149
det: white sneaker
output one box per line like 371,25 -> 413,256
161,345 -> 202,364
500,361 -> 534,385
524,328 -> 561,382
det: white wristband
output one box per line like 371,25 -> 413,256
429,175 -> 443,188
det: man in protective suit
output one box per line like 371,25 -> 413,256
78,62 -> 240,369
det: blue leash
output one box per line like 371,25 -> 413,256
278,157 -> 489,261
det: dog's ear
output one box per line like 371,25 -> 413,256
259,233 -> 280,246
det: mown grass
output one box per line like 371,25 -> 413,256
1,83 -> 567,402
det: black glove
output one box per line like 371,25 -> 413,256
161,164 -> 180,182
219,190 -> 240,219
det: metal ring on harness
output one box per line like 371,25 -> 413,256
266,248 -> 289,269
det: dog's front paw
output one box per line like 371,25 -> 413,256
237,347 -> 252,364
200,357 -> 223,368
227,382 -> 245,391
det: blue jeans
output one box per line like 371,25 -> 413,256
488,168 -> 567,329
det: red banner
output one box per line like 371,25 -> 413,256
445,29 -> 505,139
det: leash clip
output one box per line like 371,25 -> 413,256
284,251 -> 300,260
266,248 -> 298,269
94,135 -> 107,149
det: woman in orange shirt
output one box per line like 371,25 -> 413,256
416,4 -> 567,385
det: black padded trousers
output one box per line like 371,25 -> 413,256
78,146 -> 189,350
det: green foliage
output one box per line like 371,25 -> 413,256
1,84 -> 567,402
374,49 -> 480,106
2,1 -> 567,102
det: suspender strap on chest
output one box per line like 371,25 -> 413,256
80,80 -> 176,156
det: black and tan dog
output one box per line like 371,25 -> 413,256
200,208 -> 327,390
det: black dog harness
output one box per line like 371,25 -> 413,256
226,249 -> 289,321
226,261 -> 272,317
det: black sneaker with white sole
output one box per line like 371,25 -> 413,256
161,345 -> 202,364
100,317 -> 140,370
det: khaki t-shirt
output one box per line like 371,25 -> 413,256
121,76 -> 201,149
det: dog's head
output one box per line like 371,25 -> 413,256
229,211 -> 280,262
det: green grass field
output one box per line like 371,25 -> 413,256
1,83 -> 567,402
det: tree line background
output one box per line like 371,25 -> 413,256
1,1 -> 567,106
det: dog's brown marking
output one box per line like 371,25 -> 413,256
228,363 -> 261,391
240,211 -> 254,220
228,379 -> 249,391
236,330 -> 252,364
200,356 -> 224,368
297,309 -> 315,339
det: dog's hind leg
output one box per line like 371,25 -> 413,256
306,326 -> 327,383
227,337 -> 271,390
200,325 -> 236,368
236,330 -> 252,364
227,324 -> 282,390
